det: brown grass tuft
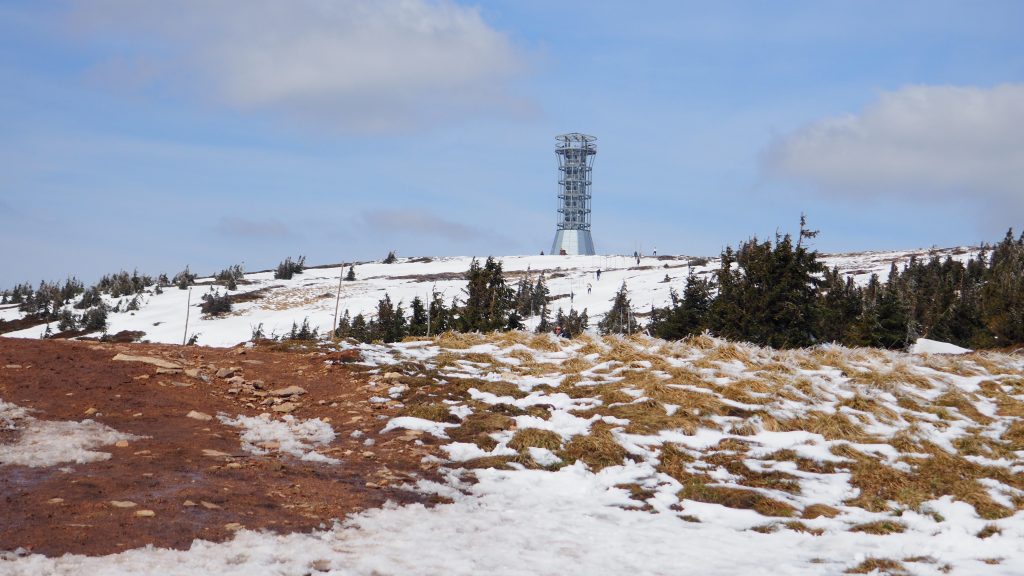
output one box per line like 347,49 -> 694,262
802,504 -> 841,519
435,331 -> 481,350
845,558 -> 908,575
678,480 -> 796,517
557,424 -> 627,471
507,428 -> 562,452
400,403 -> 459,423
977,524 -> 1002,539
849,520 -> 906,535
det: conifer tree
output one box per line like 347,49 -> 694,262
598,282 -> 639,335
409,296 -> 429,336
345,265 -> 356,281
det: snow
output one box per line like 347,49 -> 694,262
0,400 -> 137,467
911,338 -> 972,355
217,413 -> 339,464
380,416 -> 456,438
6,464 -> 1024,575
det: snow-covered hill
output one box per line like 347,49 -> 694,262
1,247 -> 976,347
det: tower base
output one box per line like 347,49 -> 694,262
551,229 -> 595,256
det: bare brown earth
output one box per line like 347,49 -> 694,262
0,337 -> 444,557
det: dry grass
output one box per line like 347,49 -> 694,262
783,411 -> 877,442
399,403 -> 459,423
781,521 -> 824,535
850,362 -> 933,391
678,480 -> 796,517
592,400 -> 702,435
435,331 -> 482,350
837,394 -> 898,422
977,524 -> 1002,539
655,443 -> 695,484
447,411 -> 515,451
802,503 -> 841,519
934,389 -> 992,424
557,424 -> 627,471
1003,420 -> 1024,450
561,354 -> 593,374
845,558 -> 908,575
528,333 -> 561,352
849,520 -> 907,535
835,443 -> 1016,518
507,428 -> 562,452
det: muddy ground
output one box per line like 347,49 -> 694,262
0,337 -> 444,557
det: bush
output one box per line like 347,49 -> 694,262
81,306 -> 108,331
173,266 -> 197,290
288,317 -> 318,340
215,264 -> 245,290
383,251 -> 398,264
57,309 -> 79,332
200,289 -> 232,316
274,256 -> 306,280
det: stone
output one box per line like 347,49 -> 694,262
155,367 -> 182,375
183,500 -> 197,507
258,441 -> 281,450
215,368 -> 235,379
132,375 -> 150,380
224,523 -> 243,531
226,462 -> 242,469
172,381 -> 193,388
110,500 -> 137,508
269,385 -> 307,397
112,354 -> 182,370
201,501 -> 221,510
226,376 -> 246,386
202,449 -> 231,458
382,372 -> 402,381
249,380 -> 265,389
184,368 -> 201,378
47,498 -> 64,505
84,407 -> 98,416
4,364 -> 22,369
135,509 -> 156,518
187,411 -> 213,421
271,402 -> 297,413
115,440 -> 130,448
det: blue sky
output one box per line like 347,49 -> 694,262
1,1 -> 1022,286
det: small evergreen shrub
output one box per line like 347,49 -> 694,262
383,251 -> 398,264
274,256 -> 306,280
200,289 -> 232,316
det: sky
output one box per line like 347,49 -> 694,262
0,0 -> 1022,287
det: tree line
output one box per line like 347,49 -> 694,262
649,223 -> 1024,350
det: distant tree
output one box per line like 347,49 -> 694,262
81,306 -> 108,331
345,265 -> 356,281
274,256 -> 306,280
408,296 -> 429,336
598,282 -> 639,335
200,289 -> 232,316
383,251 -> 398,264
459,257 -> 515,332
649,271 -> 714,340
173,266 -> 197,290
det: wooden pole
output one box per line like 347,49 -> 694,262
182,286 -> 192,345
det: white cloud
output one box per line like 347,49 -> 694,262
70,0 -> 530,133
763,84 -> 1024,216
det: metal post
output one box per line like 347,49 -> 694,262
182,286 -> 192,345
332,263 -> 344,338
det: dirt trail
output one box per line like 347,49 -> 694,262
0,337 -> 443,556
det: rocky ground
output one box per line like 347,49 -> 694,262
0,337 -> 443,556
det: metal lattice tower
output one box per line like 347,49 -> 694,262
550,133 -> 596,255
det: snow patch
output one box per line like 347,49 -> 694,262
0,400 -> 136,467
217,413 -> 338,464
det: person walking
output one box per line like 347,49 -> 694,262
587,283 -> 592,294
596,269 -> 602,280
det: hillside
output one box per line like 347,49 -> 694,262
0,247 -> 977,347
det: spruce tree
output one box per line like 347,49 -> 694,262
598,282 -> 639,335
345,265 -> 356,281
409,296 -> 429,336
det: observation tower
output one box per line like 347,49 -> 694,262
550,133 -> 596,255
